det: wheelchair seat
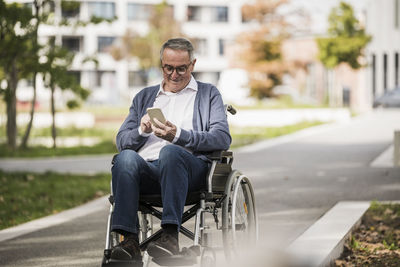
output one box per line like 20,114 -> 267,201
139,191 -> 202,208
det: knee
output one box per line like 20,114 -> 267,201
114,150 -> 142,172
159,145 -> 184,162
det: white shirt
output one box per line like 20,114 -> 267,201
137,76 -> 197,161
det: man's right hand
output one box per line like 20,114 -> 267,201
140,114 -> 152,134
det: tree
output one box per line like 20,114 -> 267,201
236,0 -> 290,99
0,1 -> 35,149
317,2 -> 372,69
110,1 -> 181,79
1,0 -> 107,150
20,0 -> 50,149
40,43 -> 89,148
316,1 -> 371,107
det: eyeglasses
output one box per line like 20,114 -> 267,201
161,62 -> 192,75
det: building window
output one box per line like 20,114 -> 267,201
61,1 -> 80,18
98,36 -> 115,53
128,70 -> 148,87
88,2 -> 115,20
127,3 -> 152,20
187,6 -> 228,22
192,38 -> 207,57
187,6 -> 201,22
395,0 -> 400,29
89,71 -> 115,88
383,53 -> 388,92
395,52 -> 399,87
212,6 -> 228,22
218,39 -> 225,56
62,36 -> 82,52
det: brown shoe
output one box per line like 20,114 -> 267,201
147,233 -> 179,258
111,235 -> 141,261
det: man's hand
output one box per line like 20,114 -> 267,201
140,114 -> 153,134
152,118 -> 177,142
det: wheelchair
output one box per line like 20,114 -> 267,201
101,105 -> 258,267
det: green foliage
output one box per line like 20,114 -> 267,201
61,0 -> 80,11
40,44 -> 90,108
0,141 -> 117,158
0,0 -> 116,150
0,1 -> 35,88
350,235 -> 360,250
90,15 -> 117,24
0,0 -> 36,148
0,170 -> 110,230
383,239 -> 399,251
317,1 -> 371,69
0,124 -> 117,140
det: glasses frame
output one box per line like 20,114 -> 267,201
161,62 -> 193,76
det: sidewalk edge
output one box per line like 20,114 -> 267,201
286,201 -> 370,267
0,195 -> 108,243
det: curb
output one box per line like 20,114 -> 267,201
286,201 -> 371,267
0,196 -> 108,243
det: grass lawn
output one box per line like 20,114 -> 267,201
0,141 -> 118,158
230,120 -> 324,148
0,170 -> 110,230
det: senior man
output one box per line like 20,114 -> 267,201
110,38 -> 231,261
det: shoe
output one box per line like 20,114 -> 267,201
147,232 -> 179,258
111,235 -> 142,261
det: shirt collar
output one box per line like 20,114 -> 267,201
158,75 -> 198,96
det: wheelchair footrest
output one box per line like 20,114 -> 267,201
151,246 -> 198,266
101,258 -> 143,267
152,255 -> 196,266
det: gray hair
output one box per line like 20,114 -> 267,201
160,38 -> 195,62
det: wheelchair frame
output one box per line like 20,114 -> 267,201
101,106 -> 258,267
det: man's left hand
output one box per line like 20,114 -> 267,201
152,118 -> 177,142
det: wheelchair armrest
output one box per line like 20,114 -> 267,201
206,150 -> 233,161
111,154 -> 118,165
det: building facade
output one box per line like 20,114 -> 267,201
15,0 -> 249,106
366,0 -> 400,101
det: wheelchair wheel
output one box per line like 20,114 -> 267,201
222,170 -> 258,260
138,211 -> 153,243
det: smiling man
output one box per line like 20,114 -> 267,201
110,38 -> 231,261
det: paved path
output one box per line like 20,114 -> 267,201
0,109 -> 399,266
0,154 -> 114,174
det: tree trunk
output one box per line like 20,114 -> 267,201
20,1 -> 41,149
50,85 -> 57,149
6,60 -> 18,150
20,73 -> 37,149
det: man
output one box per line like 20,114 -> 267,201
110,38 -> 231,261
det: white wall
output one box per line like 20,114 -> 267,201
366,0 -> 400,99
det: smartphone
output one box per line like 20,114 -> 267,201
147,107 -> 167,125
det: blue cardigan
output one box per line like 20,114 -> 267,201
116,81 -> 231,161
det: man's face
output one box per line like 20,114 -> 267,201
161,48 -> 196,93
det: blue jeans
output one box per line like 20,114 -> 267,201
111,144 -> 208,234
